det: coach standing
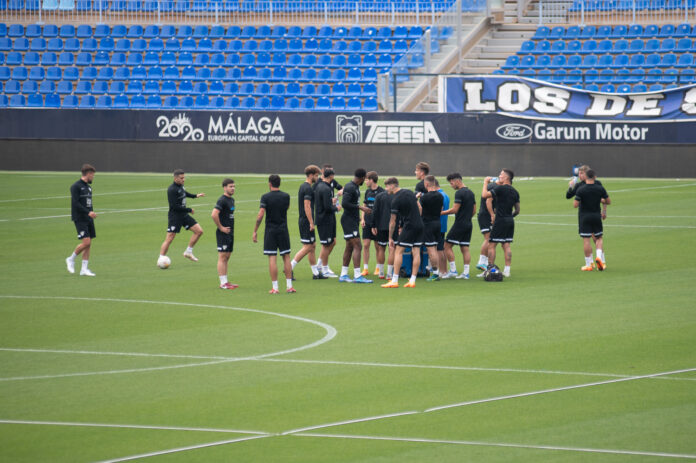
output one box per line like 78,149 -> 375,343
66,164 -> 97,277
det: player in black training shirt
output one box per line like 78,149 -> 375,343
339,168 -> 373,283
476,177 -> 501,273
291,165 -> 326,280
370,187 -> 394,279
211,178 -> 237,290
382,177 -> 424,288
574,169 -> 610,271
440,173 -> 476,280
159,169 -> 206,264
253,174 -> 294,294
360,171 -> 385,277
482,169 -> 520,278
66,164 -> 97,276
414,161 -> 430,199
420,176 -> 444,281
314,168 -> 341,278
566,164 -> 604,204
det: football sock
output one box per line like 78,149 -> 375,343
219,275 -> 228,285
69,252 -> 77,261
316,258 -> 323,267
272,280 -> 279,291
159,254 -> 166,259
286,279 -> 293,289
341,266 -> 349,277
449,261 -> 457,273
354,268 -> 361,279
585,256 -> 593,266
432,267 -> 438,275
185,247 -> 194,254
463,265 -> 470,275
596,249 -> 604,262
291,259 -> 297,269
391,274 -> 399,284
387,265 -> 394,277
81,260 -> 89,270
363,264 -> 369,270
377,263 -> 384,274
323,265 -> 330,275
504,266 -> 510,274
310,265 -> 319,276
409,275 -> 417,284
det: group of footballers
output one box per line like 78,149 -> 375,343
66,161 -> 609,292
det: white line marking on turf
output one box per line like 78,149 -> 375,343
97,434 -> 272,463
610,182 -> 696,193
0,296 -> 336,382
0,419 -> 267,435
280,411 -> 420,436
517,221 -> 696,230
294,433 -> 696,460
524,214 -> 696,219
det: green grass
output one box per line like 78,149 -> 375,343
0,170 -> 694,462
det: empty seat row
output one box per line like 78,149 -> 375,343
1,23 -> 439,41
519,38 -> 696,55
0,37 -> 417,54
568,0 -> 696,12
498,67 -> 694,84
532,23 -> 696,40
0,93 -> 380,111
504,53 -> 694,69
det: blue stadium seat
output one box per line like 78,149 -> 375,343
532,54 -> 550,69
59,24 -> 75,38
22,80 -> 37,93
61,94 -> 78,107
533,26 -> 550,40
627,53 -> 645,68
675,23 -> 692,38
299,97 -> 315,110
9,94 -> 26,107
676,53 -> 694,67
579,40 -> 597,54
658,24 -> 675,38
56,80 -> 72,94
146,95 -> 161,108
95,95 -> 112,108
45,93 -> 61,107
643,24 -> 659,37
628,39 -> 644,52
47,37 -> 63,51
6,51 -> 22,65
79,94 -> 95,108
46,66 -> 61,80
660,38 -> 676,52
611,39 -> 628,53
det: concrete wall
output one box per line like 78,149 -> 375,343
1,139 -> 693,178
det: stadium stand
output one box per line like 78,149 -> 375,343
0,22 -> 448,109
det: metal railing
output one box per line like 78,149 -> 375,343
0,0 -> 464,25
533,0 -> 696,25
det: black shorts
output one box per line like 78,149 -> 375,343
375,230 -> 389,246
317,217 -> 336,245
423,221 -> 441,247
264,227 -> 291,255
396,225 -> 424,248
216,230 -> 234,253
446,222 -> 472,246
74,219 -> 96,239
298,218 -> 315,244
478,215 -> 492,234
437,232 -> 445,251
341,215 -> 360,240
579,213 -> 603,237
490,217 -> 514,243
362,225 -> 377,241
168,214 -> 197,233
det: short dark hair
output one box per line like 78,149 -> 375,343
268,174 -> 281,188
585,169 -> 596,179
354,168 -> 367,179
366,171 -> 378,182
384,177 -> 399,186
446,172 -> 462,182
323,168 -> 335,178
424,175 -> 436,185
416,162 -> 430,175
305,165 -> 321,176
222,178 -> 235,187
81,164 -> 96,175
173,169 -> 185,177
502,168 -> 514,182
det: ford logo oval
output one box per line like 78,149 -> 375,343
496,123 -> 532,140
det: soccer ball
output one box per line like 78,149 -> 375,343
157,256 -> 171,269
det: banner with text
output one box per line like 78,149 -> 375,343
443,75 -> 696,121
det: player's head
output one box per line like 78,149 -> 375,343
446,172 -> 463,189
366,171 -> 378,188
384,177 -> 399,194
173,169 -> 185,184
354,168 -> 367,185
415,162 -> 430,179
323,168 -> 335,180
424,175 -> 439,191
222,178 -> 235,195
81,164 -> 96,183
585,169 -> 596,181
268,174 -> 281,189
578,164 -> 591,181
500,169 -> 514,184
305,165 -> 321,182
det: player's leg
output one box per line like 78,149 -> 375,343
183,222 -> 203,261
68,236 -> 91,275
383,245 -> 404,287
442,241 -> 457,278
160,232 -> 176,256
501,243 -> 512,277
375,242 -> 386,278
594,234 -> 606,270
425,245 -> 439,280
477,232 -> 490,270
362,236 -> 371,275
456,245 -> 471,279
218,251 -> 236,288
281,253 -> 295,292
487,240 -> 497,267
268,254 -> 279,293
581,236 -> 593,270
406,245 -> 420,287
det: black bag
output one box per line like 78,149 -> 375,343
484,264 -> 504,282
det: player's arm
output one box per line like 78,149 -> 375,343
472,202 -> 477,217
513,202 -> 520,217
486,197 -> 495,222
601,195 -> 610,219
304,198 -> 314,230
72,184 -> 93,217
573,198 -> 580,208
211,207 -> 230,234
441,202 -> 460,216
252,208 -> 265,242
388,213 -> 397,247
482,177 -> 493,199
169,188 -> 192,214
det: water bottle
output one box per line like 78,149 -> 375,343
490,177 -> 498,184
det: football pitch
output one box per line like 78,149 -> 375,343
0,170 -> 694,462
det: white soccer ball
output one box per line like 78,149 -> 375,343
157,256 -> 171,269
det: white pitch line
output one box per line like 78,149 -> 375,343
523,214 -> 696,219
517,221 -> 696,230
294,433 -> 696,460
280,411 -> 421,436
97,434 -> 272,463
0,347 -> 227,360
610,182 -> 696,193
0,419 -> 267,435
